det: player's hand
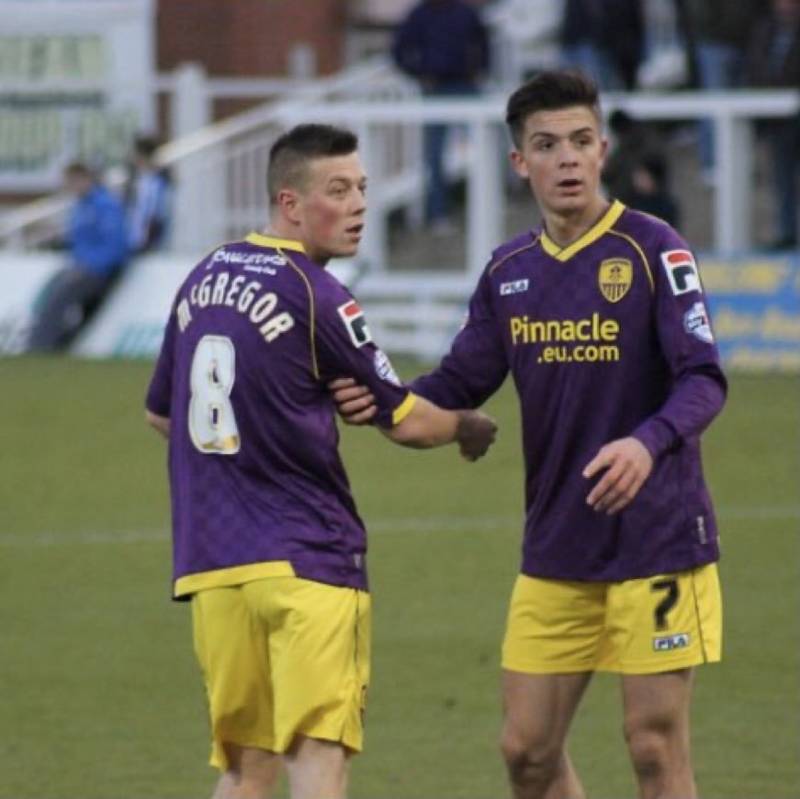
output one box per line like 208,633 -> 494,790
582,437 -> 653,515
455,410 -> 497,461
328,377 -> 377,425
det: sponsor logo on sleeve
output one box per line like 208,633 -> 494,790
598,258 -> 632,303
337,300 -> 372,347
683,301 -> 714,343
661,249 -> 702,295
499,278 -> 530,296
374,348 -> 402,386
652,633 -> 691,652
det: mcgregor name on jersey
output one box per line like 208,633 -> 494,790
175,270 -> 294,343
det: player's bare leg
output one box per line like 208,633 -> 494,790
622,668 -> 696,799
283,735 -> 350,799
212,744 -> 282,799
500,670 -> 592,799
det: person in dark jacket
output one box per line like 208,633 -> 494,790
561,0 -> 644,90
29,162 -> 129,351
744,0 -> 800,248
682,0 -> 764,176
393,0 -> 490,231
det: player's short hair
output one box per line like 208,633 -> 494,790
268,124 -> 359,204
505,70 -> 601,148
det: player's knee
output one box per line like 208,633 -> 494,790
222,742 -> 277,789
500,729 -> 561,786
623,716 -> 673,782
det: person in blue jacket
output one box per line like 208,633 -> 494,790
30,162 -> 129,351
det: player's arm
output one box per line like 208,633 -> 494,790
380,393 -> 496,461
144,303 -> 177,442
411,267 -> 508,409
316,289 -> 497,460
330,266 -> 509,423
145,410 -> 170,439
584,236 -> 727,514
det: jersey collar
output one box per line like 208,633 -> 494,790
245,232 -> 306,253
539,199 -> 625,262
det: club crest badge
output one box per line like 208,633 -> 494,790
598,258 -> 632,303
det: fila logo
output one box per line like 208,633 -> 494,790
661,249 -> 702,296
653,633 -> 691,652
337,300 -> 372,347
500,279 -> 530,296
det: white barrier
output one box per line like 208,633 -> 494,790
0,253 -> 63,353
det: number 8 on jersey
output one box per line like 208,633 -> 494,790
189,335 -> 241,454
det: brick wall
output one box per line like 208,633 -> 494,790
157,0 -> 348,77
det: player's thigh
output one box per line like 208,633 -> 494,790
502,669 -> 592,755
598,563 -> 722,674
246,577 -> 371,754
192,585 -> 276,767
502,573 -> 608,673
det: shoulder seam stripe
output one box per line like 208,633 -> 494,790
607,229 -> 655,293
488,235 -> 539,275
282,251 -> 320,380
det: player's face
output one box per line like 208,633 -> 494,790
294,152 -> 367,263
510,105 -> 607,219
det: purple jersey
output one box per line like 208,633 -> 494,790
413,201 -> 727,582
146,233 -> 413,598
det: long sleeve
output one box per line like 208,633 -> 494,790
632,234 -> 727,459
412,267 -> 508,409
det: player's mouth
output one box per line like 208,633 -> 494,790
346,223 -> 364,239
556,178 -> 583,192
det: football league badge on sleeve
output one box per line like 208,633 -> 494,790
683,301 -> 714,343
598,258 -> 632,303
337,300 -> 372,347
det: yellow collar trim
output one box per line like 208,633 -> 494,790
540,200 -> 625,262
245,232 -> 306,253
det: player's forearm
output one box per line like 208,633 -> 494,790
632,368 -> 727,460
382,396 -> 460,448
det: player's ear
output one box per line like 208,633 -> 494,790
598,136 -> 609,166
276,187 -> 302,223
510,148 -> 529,179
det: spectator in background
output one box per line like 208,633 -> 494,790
744,0 -> 800,249
603,109 -> 680,227
124,135 -> 172,253
393,0 -> 490,234
560,0 -> 644,91
682,0 -> 763,181
29,162 -> 128,351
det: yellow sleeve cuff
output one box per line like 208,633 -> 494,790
391,392 -> 417,426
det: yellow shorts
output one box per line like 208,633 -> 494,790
502,563 -> 722,675
191,576 -> 371,770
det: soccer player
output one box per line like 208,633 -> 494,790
144,124 -> 496,799
332,71 -> 726,799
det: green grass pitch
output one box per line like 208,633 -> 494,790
0,357 -> 797,798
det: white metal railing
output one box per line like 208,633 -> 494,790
3,89 -> 799,268
0,55 -> 418,250
300,90 -> 800,270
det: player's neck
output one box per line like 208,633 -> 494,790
542,196 -> 610,249
260,226 -> 330,267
